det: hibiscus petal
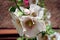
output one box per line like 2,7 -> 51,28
30,4 -> 41,17
11,13 -> 24,36
12,20 -> 24,36
24,9 -> 30,15
30,4 -> 41,12
38,8 -> 45,19
37,20 -> 46,32
24,26 -> 39,38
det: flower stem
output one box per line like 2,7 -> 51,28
14,0 -> 23,13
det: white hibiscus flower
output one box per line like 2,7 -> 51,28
20,16 -> 46,38
29,4 -> 44,19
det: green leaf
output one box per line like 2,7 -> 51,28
46,25 -> 52,30
17,10 -> 23,16
46,24 -> 55,35
17,37 -> 23,40
49,29 -> 55,34
47,29 -> 55,35
26,38 -> 28,40
38,0 -> 45,7
17,0 -> 23,3
9,6 -> 16,12
17,36 -> 25,40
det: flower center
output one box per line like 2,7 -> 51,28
25,19 -> 35,29
32,12 -> 37,17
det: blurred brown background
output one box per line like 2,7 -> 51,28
0,0 -> 60,28
45,0 -> 60,28
0,0 -> 15,28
